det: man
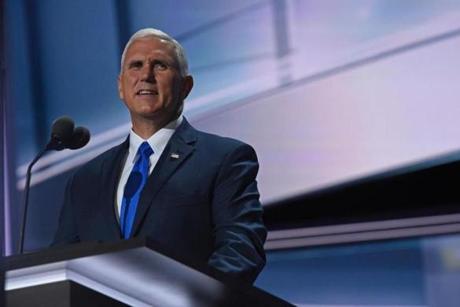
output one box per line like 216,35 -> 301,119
53,28 -> 266,283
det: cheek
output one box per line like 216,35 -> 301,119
170,78 -> 183,95
123,73 -> 137,86
158,80 -> 175,96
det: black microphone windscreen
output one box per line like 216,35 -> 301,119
51,116 -> 75,143
68,126 -> 91,149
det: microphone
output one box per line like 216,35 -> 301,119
18,116 -> 91,254
46,116 -> 75,150
68,126 -> 90,150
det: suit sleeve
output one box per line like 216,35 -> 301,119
208,143 -> 267,284
51,174 -> 80,246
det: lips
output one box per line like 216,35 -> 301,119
136,89 -> 158,95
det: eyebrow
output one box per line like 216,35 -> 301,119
126,57 -> 178,70
127,59 -> 142,66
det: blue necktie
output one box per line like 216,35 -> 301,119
120,141 -> 153,239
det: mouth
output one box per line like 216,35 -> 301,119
136,89 -> 158,96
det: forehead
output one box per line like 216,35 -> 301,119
124,37 -> 177,61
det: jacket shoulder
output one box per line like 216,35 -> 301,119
194,129 -> 255,155
73,140 -> 127,177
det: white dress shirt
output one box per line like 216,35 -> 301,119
116,116 -> 183,217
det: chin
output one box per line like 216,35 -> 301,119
139,110 -> 174,122
137,105 -> 162,116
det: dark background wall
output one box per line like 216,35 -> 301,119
5,0 -> 460,253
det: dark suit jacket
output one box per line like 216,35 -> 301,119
52,118 -> 266,283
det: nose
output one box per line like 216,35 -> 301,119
140,63 -> 155,83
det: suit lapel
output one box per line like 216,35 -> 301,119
99,138 -> 129,240
131,119 -> 197,236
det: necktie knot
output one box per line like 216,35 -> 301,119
139,141 -> 153,158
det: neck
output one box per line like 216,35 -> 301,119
131,114 -> 178,139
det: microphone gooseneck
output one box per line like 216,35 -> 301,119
18,116 -> 91,254
18,148 -> 48,254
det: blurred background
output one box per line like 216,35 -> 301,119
3,0 -> 460,305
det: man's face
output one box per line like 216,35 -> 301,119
118,37 -> 192,125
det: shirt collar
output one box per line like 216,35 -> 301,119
128,115 -> 183,162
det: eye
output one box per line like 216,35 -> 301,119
153,61 -> 168,71
128,60 -> 143,70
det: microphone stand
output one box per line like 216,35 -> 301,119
18,148 -> 48,254
16,119 -> 89,254
18,137 -> 64,254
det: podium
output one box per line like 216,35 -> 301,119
4,238 -> 290,306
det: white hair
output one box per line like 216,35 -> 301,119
120,28 -> 189,76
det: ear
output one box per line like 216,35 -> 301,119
181,75 -> 194,100
117,74 -> 124,100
